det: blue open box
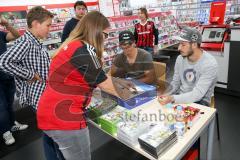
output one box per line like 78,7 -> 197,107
102,80 -> 157,110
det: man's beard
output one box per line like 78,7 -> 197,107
181,47 -> 194,58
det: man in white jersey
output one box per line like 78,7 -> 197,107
159,27 -> 218,107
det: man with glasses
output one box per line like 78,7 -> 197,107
110,30 -> 155,84
61,1 -> 87,42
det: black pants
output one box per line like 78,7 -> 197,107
0,79 -> 15,134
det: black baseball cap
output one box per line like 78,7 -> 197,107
173,27 -> 202,44
119,30 -> 135,45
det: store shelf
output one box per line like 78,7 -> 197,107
226,13 -> 240,16
178,21 -> 200,27
105,45 -> 118,50
159,2 -> 204,8
107,37 -> 119,41
159,42 -> 179,50
176,6 -> 210,11
43,38 -> 61,46
103,55 -> 116,61
109,26 -> 133,32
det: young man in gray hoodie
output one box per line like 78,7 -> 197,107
159,27 -> 218,107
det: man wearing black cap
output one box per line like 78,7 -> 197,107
110,30 -> 155,84
159,27 -> 218,106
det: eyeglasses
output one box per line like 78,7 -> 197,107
102,31 -> 109,39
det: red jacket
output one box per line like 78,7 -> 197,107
37,40 -> 107,130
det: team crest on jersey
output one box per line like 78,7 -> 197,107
147,25 -> 151,29
183,68 -> 197,85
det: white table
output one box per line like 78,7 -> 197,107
89,98 -> 216,160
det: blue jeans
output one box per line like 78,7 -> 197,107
30,107 -> 64,160
43,133 -> 65,160
0,79 -> 15,134
44,128 -> 91,160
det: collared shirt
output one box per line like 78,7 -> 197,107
0,30 -> 50,109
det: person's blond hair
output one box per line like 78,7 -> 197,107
53,11 -> 110,62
